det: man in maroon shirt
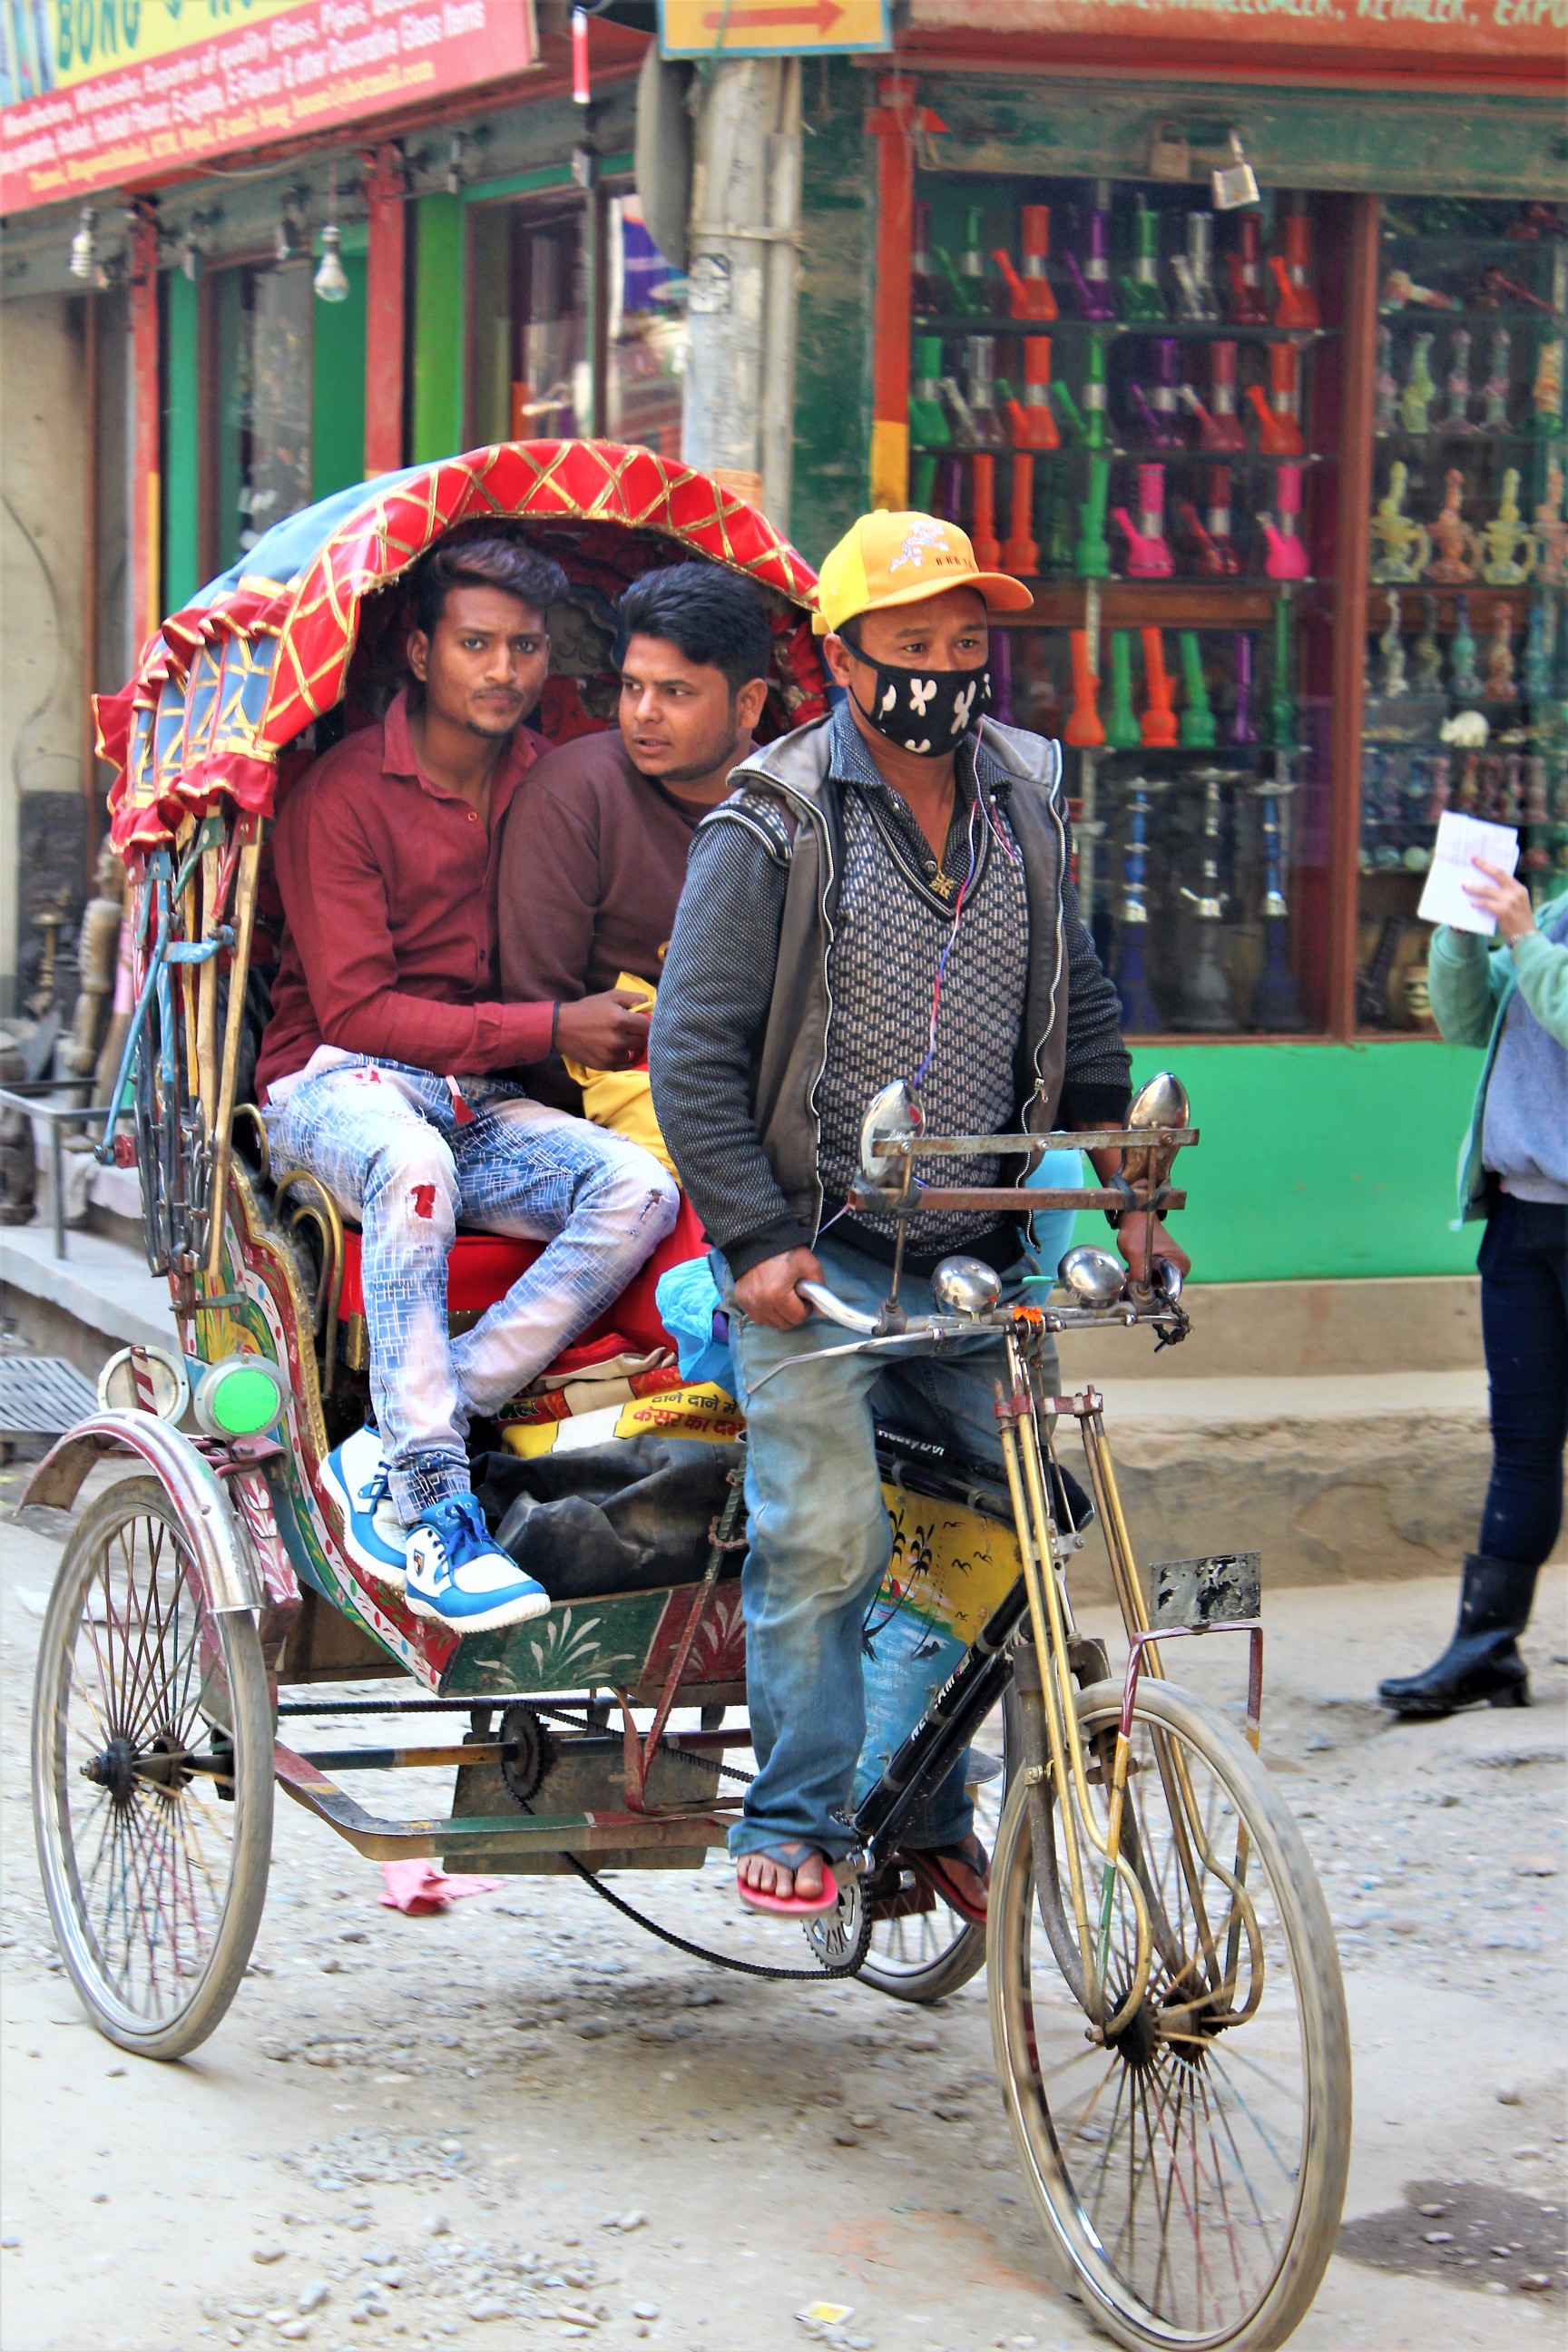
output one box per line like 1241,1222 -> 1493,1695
258,536 -> 679,1633
495,562 -> 772,1153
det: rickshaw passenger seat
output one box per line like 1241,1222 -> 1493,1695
336,1193 -> 707,1365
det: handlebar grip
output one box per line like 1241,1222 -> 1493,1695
795,1280 -> 880,1335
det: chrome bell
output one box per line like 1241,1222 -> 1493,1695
858,1078 -> 922,1188
931,1255 -> 1003,1318
1127,1071 -> 1190,1131
1059,1244 -> 1127,1306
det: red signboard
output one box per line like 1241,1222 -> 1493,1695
0,0 -> 537,216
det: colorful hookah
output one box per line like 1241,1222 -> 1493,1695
1064,628 -> 1105,746
1141,628 -> 1180,748
1179,632 -> 1219,748
1443,328 -> 1476,435
1074,456 -> 1113,577
1269,200 -> 1320,330
1178,341 -> 1247,454
1177,768 -> 1237,1032
1120,195 -> 1167,323
908,334 -> 950,450
1228,214 -> 1269,325
1482,328 -> 1512,430
1398,333 -> 1437,436
1259,466 -> 1310,581
1179,464 -> 1242,577
1230,632 -> 1259,744
1270,593 -> 1298,757
911,201 -> 939,318
1247,342 -> 1306,456
1112,775 -> 1167,1033
1171,211 -> 1221,322
1374,326 -> 1397,436
1104,632 -> 1142,750
991,205 -> 1058,321
969,453 -> 1002,567
1531,330 -> 1564,438
1113,465 -> 1175,578
936,202 -> 994,318
1001,453 -> 1039,573
1003,338 -> 1061,448
1063,181 -> 1116,321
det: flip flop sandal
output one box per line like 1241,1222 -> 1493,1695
905,1834 -> 990,1928
735,1844 -> 841,1917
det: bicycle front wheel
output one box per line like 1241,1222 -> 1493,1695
988,1676 -> 1350,2352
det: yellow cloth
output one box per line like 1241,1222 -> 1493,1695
562,973 -> 676,1180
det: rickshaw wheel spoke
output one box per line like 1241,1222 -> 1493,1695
32,1477 -> 274,2060
988,1676 -> 1351,2352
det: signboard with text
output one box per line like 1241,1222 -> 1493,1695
0,0 -> 537,215
659,0 -> 892,57
904,0 -> 1564,73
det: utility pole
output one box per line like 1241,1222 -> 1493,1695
681,59 -> 801,532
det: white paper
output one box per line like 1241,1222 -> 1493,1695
1416,813 -> 1521,936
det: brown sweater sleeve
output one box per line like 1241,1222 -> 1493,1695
497,769 -> 603,1009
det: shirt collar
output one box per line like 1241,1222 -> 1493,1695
380,687 -> 541,815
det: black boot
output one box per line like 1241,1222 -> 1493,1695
1377,1553 -> 1538,1719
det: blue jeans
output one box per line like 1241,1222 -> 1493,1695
723,1233 -> 1053,1862
268,1056 -> 678,1521
1478,1194 -> 1568,1570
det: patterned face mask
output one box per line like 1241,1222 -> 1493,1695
849,660 -> 994,758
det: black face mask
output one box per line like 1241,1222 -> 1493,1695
850,660 -> 994,758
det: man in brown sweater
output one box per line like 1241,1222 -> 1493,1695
496,562 -> 773,1138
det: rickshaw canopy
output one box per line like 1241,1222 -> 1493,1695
97,440 -> 824,857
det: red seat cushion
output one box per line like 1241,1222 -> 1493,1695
337,1193 -> 709,1363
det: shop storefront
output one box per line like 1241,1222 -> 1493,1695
785,17 -> 1564,1284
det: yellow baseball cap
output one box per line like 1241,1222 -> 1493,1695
813,511 -> 1034,636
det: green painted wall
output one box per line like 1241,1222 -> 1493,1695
1068,1042 -> 1485,1284
790,60 -> 875,567
311,246 -> 367,499
163,270 -> 201,613
412,192 -> 466,465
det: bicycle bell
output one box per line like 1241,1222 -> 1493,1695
858,1078 -> 923,1191
932,1255 -> 1003,1318
1059,1244 -> 1127,1305
1127,1071 -> 1190,1130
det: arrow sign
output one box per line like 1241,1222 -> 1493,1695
660,0 -> 889,55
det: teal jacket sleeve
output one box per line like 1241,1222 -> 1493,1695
1427,925 -> 1508,1049
1508,924 -> 1568,1047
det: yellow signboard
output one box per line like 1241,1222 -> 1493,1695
659,0 -> 891,55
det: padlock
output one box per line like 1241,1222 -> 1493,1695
1148,123 -> 1191,181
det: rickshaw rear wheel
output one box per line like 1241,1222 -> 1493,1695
858,1690 -> 1017,2004
32,1476 -> 274,2060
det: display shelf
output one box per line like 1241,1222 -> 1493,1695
916,314 -> 1338,343
1000,581 -> 1301,624
1373,426 -> 1556,446
1377,307 -> 1566,330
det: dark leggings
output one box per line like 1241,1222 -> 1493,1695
1477,1195 -> 1568,1570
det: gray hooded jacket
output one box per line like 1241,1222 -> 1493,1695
649,711 -> 1132,1278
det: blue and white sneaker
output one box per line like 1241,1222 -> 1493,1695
321,1425 -> 411,1593
405,1495 -> 552,1633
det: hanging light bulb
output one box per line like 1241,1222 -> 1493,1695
274,209 -> 296,265
314,166 -> 348,302
445,132 -> 466,197
314,221 -> 348,302
179,225 -> 202,281
69,207 -> 98,282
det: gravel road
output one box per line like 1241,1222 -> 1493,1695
2,1471 -> 1563,2352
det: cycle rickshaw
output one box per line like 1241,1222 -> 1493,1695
24,441 -> 1350,2352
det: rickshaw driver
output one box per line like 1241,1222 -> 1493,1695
650,512 -> 1189,1916
255,536 -> 680,1634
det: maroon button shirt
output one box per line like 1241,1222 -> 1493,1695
255,691 -> 554,1098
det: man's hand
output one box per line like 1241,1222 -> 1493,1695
1462,858 -> 1536,945
1115,1210 -> 1190,1289
733,1247 -> 824,1329
554,989 -> 653,1069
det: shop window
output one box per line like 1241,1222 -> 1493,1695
209,260 -> 315,572
467,185 -> 686,458
906,172 -> 1346,1036
1357,197 -> 1567,1034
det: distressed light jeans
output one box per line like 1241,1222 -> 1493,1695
268,1056 -> 679,1520
723,1233 -> 1054,1863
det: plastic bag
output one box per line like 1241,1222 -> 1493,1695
654,1253 -> 736,1392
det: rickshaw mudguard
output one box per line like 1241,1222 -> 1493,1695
22,1411 -> 263,1616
